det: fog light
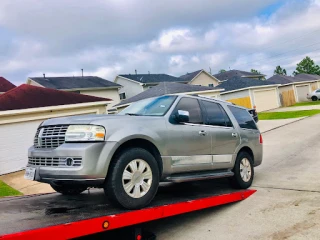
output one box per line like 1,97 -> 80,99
66,158 -> 74,166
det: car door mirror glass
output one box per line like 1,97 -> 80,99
176,110 -> 190,123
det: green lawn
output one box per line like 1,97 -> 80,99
258,110 -> 320,120
0,180 -> 22,198
290,101 -> 320,107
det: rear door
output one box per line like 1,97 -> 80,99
200,100 -> 240,169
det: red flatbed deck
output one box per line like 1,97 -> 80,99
0,180 -> 255,239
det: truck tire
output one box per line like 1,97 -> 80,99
229,151 -> 254,189
105,148 -> 159,209
50,183 -> 87,195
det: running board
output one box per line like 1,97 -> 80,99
165,171 -> 234,183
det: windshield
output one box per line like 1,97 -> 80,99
119,95 -> 177,116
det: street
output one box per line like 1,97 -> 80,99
146,114 -> 320,239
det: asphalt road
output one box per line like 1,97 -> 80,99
146,114 -> 320,240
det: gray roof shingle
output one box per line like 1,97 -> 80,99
115,82 -> 222,106
213,70 -> 265,81
294,73 -> 320,81
266,75 -> 294,84
179,70 -> 202,82
29,76 -> 121,90
218,76 -> 274,92
119,74 -> 185,84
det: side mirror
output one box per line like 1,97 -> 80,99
176,110 -> 190,123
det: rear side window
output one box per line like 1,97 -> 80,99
174,98 -> 203,124
228,106 -> 257,130
201,101 -> 233,127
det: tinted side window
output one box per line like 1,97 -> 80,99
228,106 -> 257,130
202,101 -> 232,127
175,98 -> 202,124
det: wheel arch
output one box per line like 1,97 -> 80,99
108,138 -> 163,178
237,146 -> 254,163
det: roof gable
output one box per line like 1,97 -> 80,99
0,77 -> 16,92
218,76 -> 273,92
29,76 -> 121,90
115,82 -> 222,106
179,70 -> 202,82
118,74 -> 184,84
0,84 -> 111,111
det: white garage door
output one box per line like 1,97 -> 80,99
0,120 -> 42,175
253,88 -> 279,112
296,85 -> 310,102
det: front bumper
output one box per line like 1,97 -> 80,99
27,141 -> 118,185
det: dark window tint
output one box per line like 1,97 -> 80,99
316,89 -> 320,93
202,101 -> 232,127
228,106 -> 257,130
175,98 -> 202,124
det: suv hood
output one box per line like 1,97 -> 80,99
41,114 -> 158,126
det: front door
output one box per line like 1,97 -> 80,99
166,97 -> 212,173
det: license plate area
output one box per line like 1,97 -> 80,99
24,167 -> 36,180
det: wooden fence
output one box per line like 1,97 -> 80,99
227,97 -> 252,108
281,90 -> 296,107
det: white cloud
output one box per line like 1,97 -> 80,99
1,0 -> 320,83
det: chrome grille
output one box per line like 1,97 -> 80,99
28,157 -> 82,167
34,125 -> 69,149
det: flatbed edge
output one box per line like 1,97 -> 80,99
0,189 -> 256,240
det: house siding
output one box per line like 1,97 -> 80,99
189,72 -> 219,87
80,89 -> 120,108
115,76 -> 144,99
220,90 -> 251,108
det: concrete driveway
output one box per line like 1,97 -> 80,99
146,114 -> 320,240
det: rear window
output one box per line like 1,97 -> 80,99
228,106 -> 257,130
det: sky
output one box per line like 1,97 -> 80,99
1,0 -> 320,85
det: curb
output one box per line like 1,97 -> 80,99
261,117 -> 308,134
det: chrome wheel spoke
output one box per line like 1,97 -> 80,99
124,181 -> 134,193
133,185 -> 141,198
129,160 -> 138,172
141,181 -> 150,192
240,158 -> 251,182
138,160 -> 147,172
123,170 -> 133,180
142,170 -> 152,180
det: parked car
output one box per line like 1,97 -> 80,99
26,95 -> 263,209
307,88 -> 320,101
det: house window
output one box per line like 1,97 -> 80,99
208,84 -> 214,87
120,93 -> 126,100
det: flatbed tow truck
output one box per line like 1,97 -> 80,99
0,180 -> 255,240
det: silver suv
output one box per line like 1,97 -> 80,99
26,95 -> 263,209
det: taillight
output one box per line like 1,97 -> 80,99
259,134 -> 263,144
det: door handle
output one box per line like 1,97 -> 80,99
199,130 -> 207,136
232,133 -> 238,137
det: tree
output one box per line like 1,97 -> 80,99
274,65 -> 287,75
219,69 -> 226,73
293,56 -> 320,76
251,69 -> 261,74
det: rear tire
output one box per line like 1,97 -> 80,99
311,96 -> 318,101
105,148 -> 159,210
230,151 -> 254,189
50,183 -> 87,195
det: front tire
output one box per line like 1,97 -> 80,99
105,148 -> 159,209
230,151 -> 254,189
50,183 -> 87,195
311,96 -> 318,101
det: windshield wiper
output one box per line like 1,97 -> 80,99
125,113 -> 142,116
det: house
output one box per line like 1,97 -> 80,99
179,69 -> 220,87
218,76 -> 280,112
115,69 -> 220,101
27,76 -> 122,107
114,82 -> 223,111
213,70 -> 266,81
0,77 -> 16,94
267,74 -> 320,106
0,84 -> 112,175
114,73 -> 184,100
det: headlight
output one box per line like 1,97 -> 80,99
65,125 -> 106,142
